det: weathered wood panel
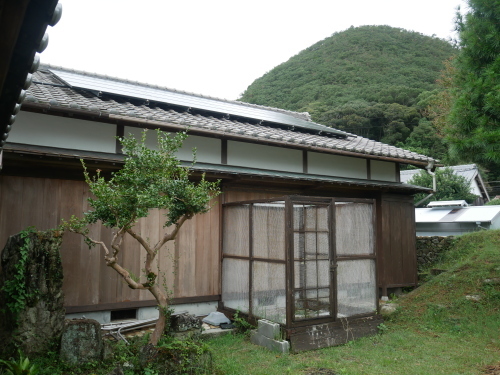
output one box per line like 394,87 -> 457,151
0,175 -> 221,309
379,194 -> 417,289
289,315 -> 383,352
58,179 -> 86,307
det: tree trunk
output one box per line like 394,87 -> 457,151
150,312 -> 166,346
149,284 -> 169,345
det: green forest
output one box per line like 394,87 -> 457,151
239,25 -> 456,163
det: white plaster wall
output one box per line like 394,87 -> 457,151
227,141 -> 302,173
10,111 -> 116,153
470,180 -> 482,196
308,152 -> 366,179
371,160 -> 397,182
65,301 -> 219,324
124,127 -> 221,164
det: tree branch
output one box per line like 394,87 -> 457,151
126,228 -> 154,257
111,227 -> 126,259
154,214 -> 191,251
109,262 -> 147,290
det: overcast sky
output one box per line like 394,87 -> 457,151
42,0 -> 467,100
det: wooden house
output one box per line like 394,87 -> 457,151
0,66 -> 434,351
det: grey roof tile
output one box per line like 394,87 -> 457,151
26,67 -> 437,166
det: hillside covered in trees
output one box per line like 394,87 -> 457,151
239,25 -> 456,161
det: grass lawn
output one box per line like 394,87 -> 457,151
18,230 -> 500,375
208,230 -> 500,375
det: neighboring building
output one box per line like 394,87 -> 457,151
416,201 -> 500,236
0,66 -> 435,351
400,164 -> 490,205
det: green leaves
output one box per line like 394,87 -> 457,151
0,350 -> 38,375
66,128 -> 220,236
408,167 -> 479,205
240,25 -> 456,146
1,228 -> 37,319
447,0 -> 500,172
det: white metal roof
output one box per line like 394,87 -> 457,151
415,208 -> 453,222
416,205 -> 500,223
427,200 -> 468,208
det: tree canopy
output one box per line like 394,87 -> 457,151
239,25 -> 456,160
446,0 -> 500,175
408,167 -> 478,205
62,130 -> 220,344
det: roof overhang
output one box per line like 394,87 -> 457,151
0,0 -> 60,148
3,142 -> 431,194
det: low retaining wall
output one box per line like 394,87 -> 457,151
416,236 -> 455,270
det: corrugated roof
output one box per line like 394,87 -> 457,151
23,65 -> 437,166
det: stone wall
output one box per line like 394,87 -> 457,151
416,236 -> 455,270
0,229 -> 65,356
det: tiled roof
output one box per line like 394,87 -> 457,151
23,66 -> 436,166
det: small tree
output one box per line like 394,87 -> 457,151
408,167 -> 478,206
62,130 -> 220,345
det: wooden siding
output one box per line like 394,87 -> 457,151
288,314 -> 383,352
0,175 -> 220,308
0,176 -> 418,310
378,194 -> 417,289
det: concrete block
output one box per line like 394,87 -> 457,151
257,319 -> 281,339
137,306 -> 159,320
250,331 -> 290,353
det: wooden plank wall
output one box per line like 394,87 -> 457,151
0,178 -> 418,308
378,194 -> 417,289
0,175 -> 221,308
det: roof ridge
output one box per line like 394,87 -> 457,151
38,64 -> 312,121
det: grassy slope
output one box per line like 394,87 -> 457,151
210,230 -> 500,375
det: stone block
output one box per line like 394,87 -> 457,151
171,312 -> 201,332
257,319 -> 281,339
65,311 -> 110,324
380,303 -> 398,316
201,327 -> 234,338
250,331 -> 290,353
60,319 -> 103,365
